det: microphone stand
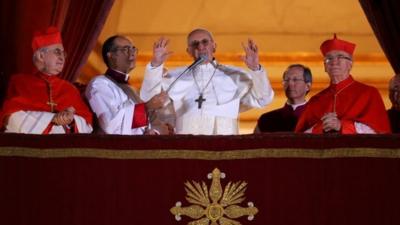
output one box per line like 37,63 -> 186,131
166,55 -> 208,93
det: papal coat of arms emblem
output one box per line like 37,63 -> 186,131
170,168 -> 258,225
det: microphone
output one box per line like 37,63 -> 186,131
187,54 -> 208,70
166,54 -> 209,93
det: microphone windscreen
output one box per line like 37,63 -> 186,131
199,54 -> 208,62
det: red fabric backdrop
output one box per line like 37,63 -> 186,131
0,0 -> 114,105
60,0 -> 114,82
359,0 -> 400,74
0,0 -> 53,106
1,157 -> 399,225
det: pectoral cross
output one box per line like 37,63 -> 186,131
47,100 -> 58,113
45,81 -> 57,112
195,94 -> 206,109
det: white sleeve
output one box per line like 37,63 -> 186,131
354,122 -> 376,134
140,63 -> 165,101
304,127 -> 313,133
73,115 -> 93,133
5,111 -> 54,134
240,66 -> 274,111
85,79 -> 144,135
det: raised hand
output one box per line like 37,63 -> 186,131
241,38 -> 260,71
151,37 -> 173,67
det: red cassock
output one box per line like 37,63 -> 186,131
0,71 -> 93,131
295,76 -> 391,134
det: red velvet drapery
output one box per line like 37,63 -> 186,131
0,0 -> 53,106
60,0 -> 114,82
0,0 -> 114,105
1,133 -> 400,225
359,0 -> 400,74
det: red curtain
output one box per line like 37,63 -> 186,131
359,0 -> 400,74
0,0 -> 114,105
0,0 -> 54,106
60,0 -> 114,81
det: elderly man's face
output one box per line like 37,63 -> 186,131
41,43 -> 66,75
186,30 -> 216,63
323,50 -> 353,83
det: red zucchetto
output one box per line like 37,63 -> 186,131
320,34 -> 356,56
31,26 -> 63,52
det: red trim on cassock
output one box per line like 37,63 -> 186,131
72,120 -> 79,133
131,103 -> 148,128
42,123 -> 53,134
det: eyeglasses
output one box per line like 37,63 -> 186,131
43,48 -> 67,58
283,78 -> 305,84
324,55 -> 352,64
112,46 -> 138,55
189,39 -> 211,48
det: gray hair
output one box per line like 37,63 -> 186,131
187,28 -> 215,45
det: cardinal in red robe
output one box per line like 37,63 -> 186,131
295,34 -> 390,134
0,26 -> 92,134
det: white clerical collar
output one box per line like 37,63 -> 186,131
197,59 -> 219,70
287,101 -> 307,110
105,68 -> 130,84
111,68 -> 130,81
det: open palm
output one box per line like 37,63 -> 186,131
151,37 -> 173,67
241,38 -> 260,71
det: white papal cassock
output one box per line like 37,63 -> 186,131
140,61 -> 274,135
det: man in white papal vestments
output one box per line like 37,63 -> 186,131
140,28 -> 274,135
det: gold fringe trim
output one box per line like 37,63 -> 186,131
1,147 -> 400,159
